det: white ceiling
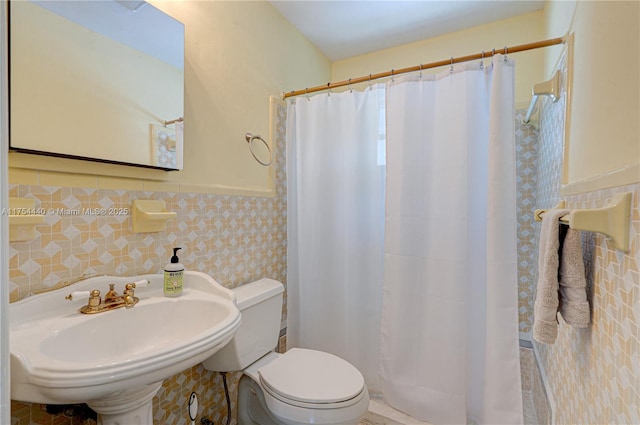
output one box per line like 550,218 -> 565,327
270,1 -> 545,61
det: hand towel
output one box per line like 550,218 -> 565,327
533,209 -> 570,344
558,228 -> 590,327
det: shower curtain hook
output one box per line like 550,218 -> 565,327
450,57 -> 454,73
390,69 -> 395,83
504,46 -> 508,63
348,78 -> 353,93
305,88 -> 310,101
480,51 -> 484,69
419,64 -> 423,79
326,82 -> 332,97
491,49 -> 496,68
368,74 -> 373,90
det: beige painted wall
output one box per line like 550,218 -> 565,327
544,0 -> 640,188
9,0 -> 330,195
10,2 -> 182,168
12,0 -> 637,193
331,10 -> 548,107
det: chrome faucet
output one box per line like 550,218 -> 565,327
66,280 -> 149,314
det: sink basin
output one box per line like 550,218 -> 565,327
39,298 -> 232,363
10,271 -> 241,424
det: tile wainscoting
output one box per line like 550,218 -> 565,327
8,185 -> 287,425
533,183 -> 640,424
533,90 -> 640,423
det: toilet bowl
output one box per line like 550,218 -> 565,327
202,279 -> 369,425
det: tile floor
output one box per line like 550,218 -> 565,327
364,399 -> 430,424
362,391 -> 537,425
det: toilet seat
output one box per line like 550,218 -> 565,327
258,348 -> 366,409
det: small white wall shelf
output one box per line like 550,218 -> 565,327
9,197 -> 45,242
534,192 -> 632,252
131,200 -> 177,233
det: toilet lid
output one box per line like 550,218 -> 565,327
258,348 -> 365,405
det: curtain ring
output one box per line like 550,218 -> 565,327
245,133 -> 272,166
504,46 -> 508,63
480,51 -> 484,69
450,57 -> 454,73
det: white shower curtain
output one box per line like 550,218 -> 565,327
286,87 -> 386,391
381,56 -> 523,424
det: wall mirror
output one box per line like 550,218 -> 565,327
9,0 -> 184,170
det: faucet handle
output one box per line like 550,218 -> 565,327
77,289 -> 102,314
67,289 -> 101,314
123,280 -> 145,309
66,289 -> 100,303
131,279 -> 151,288
66,291 -> 91,301
124,279 -> 151,294
87,290 -> 101,307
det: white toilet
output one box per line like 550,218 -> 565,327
202,278 -> 369,425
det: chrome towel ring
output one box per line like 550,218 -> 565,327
245,133 -> 273,166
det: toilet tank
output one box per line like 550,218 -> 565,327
202,278 -> 284,372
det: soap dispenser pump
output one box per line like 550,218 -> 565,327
164,247 -> 184,297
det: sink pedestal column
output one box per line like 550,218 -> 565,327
87,381 -> 163,425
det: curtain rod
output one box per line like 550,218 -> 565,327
283,36 -> 565,99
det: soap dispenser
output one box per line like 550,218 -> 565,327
164,247 -> 184,297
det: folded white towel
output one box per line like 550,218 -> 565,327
533,208 -> 590,345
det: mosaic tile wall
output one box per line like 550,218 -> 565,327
533,94 -> 640,423
515,109 -> 539,337
520,346 -> 551,425
9,106 -> 288,424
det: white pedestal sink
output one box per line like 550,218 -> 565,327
10,271 -> 241,424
